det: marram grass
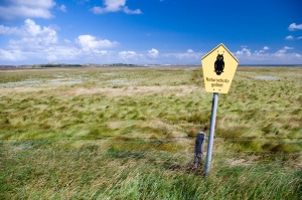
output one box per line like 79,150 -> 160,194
0,66 -> 301,199
1,140 -> 301,200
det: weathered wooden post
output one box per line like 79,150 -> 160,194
194,132 -> 205,169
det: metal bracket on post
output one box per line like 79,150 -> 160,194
204,92 -> 219,176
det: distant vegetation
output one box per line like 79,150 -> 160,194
40,64 -> 83,68
0,66 -> 301,199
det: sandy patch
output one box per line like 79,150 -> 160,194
0,87 -> 47,94
253,76 -> 280,80
0,78 -> 83,95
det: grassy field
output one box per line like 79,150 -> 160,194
0,66 -> 301,199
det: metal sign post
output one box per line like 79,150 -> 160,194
201,43 -> 238,176
204,92 -> 219,176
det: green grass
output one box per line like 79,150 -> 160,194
0,66 -> 301,199
1,140 -> 301,199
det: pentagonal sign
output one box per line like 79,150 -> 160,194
201,43 -> 239,94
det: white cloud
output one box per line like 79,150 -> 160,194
0,25 -> 19,35
43,46 -> 81,61
233,45 -> 302,64
0,49 -> 26,61
0,19 -> 64,62
76,35 -> 118,51
104,0 -> 126,11
288,23 -> 302,31
0,19 -> 117,63
1,18 -> 301,65
235,46 -> 251,56
254,46 -> 270,54
91,0 -> 141,14
59,4 -> 67,12
285,35 -> 302,40
118,51 -> 146,63
64,39 -> 71,44
118,49 -> 200,64
119,51 -> 137,58
91,7 -> 105,14
148,48 -> 159,58
277,46 -> 293,54
286,35 -> 294,40
0,0 -> 55,22
123,6 -> 142,14
187,49 -> 194,53
164,49 -> 200,61
0,19 -> 58,48
273,46 -> 296,60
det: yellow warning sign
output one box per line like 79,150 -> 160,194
201,43 -> 239,94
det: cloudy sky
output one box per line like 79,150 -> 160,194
0,0 -> 302,65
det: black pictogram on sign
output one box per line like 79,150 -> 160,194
214,54 -> 225,75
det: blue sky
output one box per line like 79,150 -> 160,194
0,0 -> 302,65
